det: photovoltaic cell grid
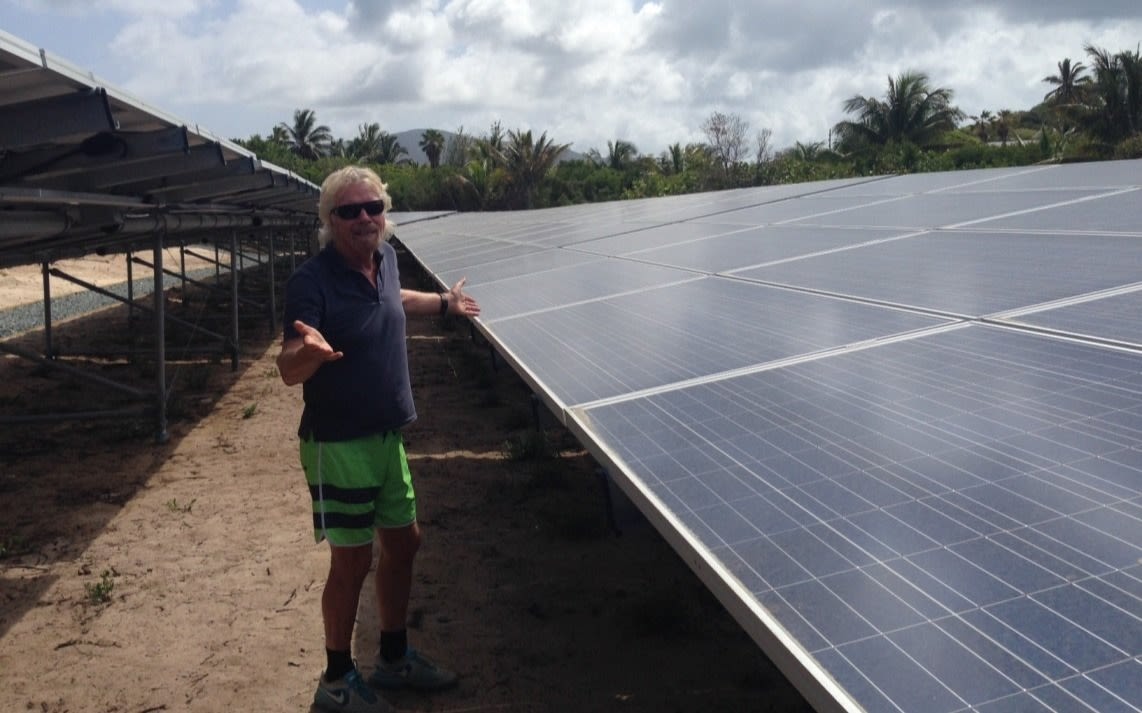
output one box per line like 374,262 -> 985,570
730,230 -> 1142,319
487,277 -> 949,408
392,160 -> 1142,713
573,325 -> 1142,713
1000,288 -> 1142,349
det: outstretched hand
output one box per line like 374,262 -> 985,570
293,320 -> 344,363
447,277 -> 481,318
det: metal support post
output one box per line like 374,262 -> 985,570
268,232 -> 277,335
230,229 -> 240,371
152,229 -> 169,444
126,249 -> 135,325
41,261 -> 54,358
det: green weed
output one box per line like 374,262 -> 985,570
242,403 -> 258,419
165,498 -> 196,513
84,569 -> 117,605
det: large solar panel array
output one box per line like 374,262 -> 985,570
393,161 -> 1142,713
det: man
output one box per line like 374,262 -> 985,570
277,165 -> 480,713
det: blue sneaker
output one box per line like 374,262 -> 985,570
314,667 -> 394,713
368,648 -> 458,691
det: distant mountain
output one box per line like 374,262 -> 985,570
391,128 -> 585,165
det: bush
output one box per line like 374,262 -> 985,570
1113,136 -> 1142,159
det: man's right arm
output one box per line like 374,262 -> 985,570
277,320 -> 343,386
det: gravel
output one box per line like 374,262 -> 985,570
0,268 -> 222,340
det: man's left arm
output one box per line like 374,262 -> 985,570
401,277 -> 481,318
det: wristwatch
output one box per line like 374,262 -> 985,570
438,292 -> 449,316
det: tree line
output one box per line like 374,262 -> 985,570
235,43 -> 1141,212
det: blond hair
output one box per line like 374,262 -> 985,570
316,165 -> 396,246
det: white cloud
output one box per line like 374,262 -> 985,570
5,0 -> 1142,154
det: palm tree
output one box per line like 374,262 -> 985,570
832,70 -> 964,153
276,108 -> 332,160
443,126 -> 474,167
606,140 -> 638,170
790,140 -> 826,159
348,122 -> 385,162
657,143 -> 685,175
1083,44 -> 1142,143
1042,58 -> 1091,106
419,129 -> 446,169
376,134 -> 409,165
471,121 -> 506,166
969,110 -> 993,142
994,109 -> 1015,146
269,125 -> 291,147
501,129 -> 570,209
449,157 -> 497,210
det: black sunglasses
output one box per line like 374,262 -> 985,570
331,200 -> 385,220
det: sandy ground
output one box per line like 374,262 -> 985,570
0,248 -> 813,713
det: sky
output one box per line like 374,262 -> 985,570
2,0 -> 1141,158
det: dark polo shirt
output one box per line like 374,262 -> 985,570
282,240 -> 416,441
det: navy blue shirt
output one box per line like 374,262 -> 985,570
282,240 -> 416,441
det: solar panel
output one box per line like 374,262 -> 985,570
730,230 -> 1142,318
571,325 -> 1141,713
485,277 -> 948,408
436,248 -> 601,286
972,189 -> 1142,234
393,159 -> 1142,713
471,257 -> 697,320
997,288 -> 1142,349
786,190 -> 1117,230
623,225 -> 910,274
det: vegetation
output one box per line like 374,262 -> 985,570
84,568 -> 117,605
233,42 -> 1141,211
165,498 -> 197,513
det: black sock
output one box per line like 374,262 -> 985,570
379,629 -> 408,663
325,648 -> 354,682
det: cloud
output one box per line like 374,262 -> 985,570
6,0 -> 1142,155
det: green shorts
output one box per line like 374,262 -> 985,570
300,431 -> 416,546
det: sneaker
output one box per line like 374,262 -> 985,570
314,667 -> 395,713
368,648 -> 458,691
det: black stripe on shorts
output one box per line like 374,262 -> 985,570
312,510 -> 376,531
308,482 -> 380,505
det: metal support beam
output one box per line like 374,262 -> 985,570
0,341 -> 150,400
129,256 -> 263,309
48,267 -> 230,344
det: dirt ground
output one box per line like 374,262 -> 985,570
0,246 -> 813,713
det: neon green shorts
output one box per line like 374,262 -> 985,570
299,431 -> 416,546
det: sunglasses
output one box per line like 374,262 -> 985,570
331,200 -> 385,220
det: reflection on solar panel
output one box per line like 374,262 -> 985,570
394,160 -> 1142,712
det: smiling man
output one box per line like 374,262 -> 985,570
277,166 -> 480,713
